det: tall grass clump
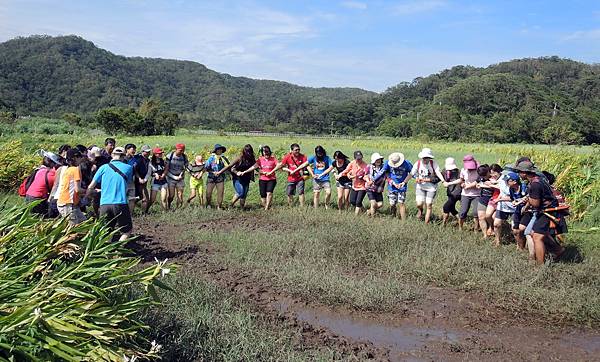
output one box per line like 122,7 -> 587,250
0,204 -> 174,361
0,140 -> 38,191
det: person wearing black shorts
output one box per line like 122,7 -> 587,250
516,161 -> 565,265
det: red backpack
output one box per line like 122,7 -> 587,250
18,168 -> 49,197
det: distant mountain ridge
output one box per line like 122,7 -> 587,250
1,35 -> 599,144
0,35 -> 374,124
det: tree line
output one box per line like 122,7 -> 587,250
1,35 -> 599,144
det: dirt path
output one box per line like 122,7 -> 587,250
132,216 -> 600,361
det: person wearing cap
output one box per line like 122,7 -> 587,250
56,148 -> 86,226
332,151 -> 352,212
373,152 -> 413,220
206,144 -> 229,209
338,150 -> 369,215
148,147 -> 168,210
306,146 -> 334,209
364,153 -> 386,216
164,143 -> 189,209
446,155 -> 480,231
86,147 -> 134,242
493,171 -> 523,247
441,157 -> 461,226
272,143 -> 309,207
25,150 -> 62,216
410,148 -> 445,223
514,161 -> 565,264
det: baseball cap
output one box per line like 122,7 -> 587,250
153,147 -> 163,154
175,143 -> 186,151
112,147 -> 125,156
353,150 -> 363,160
140,145 -> 152,153
504,172 -> 519,182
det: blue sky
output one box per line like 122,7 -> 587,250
1,0 -> 599,91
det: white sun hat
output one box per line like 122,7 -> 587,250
388,152 -> 405,168
370,152 -> 384,164
418,147 -> 434,159
444,157 -> 458,170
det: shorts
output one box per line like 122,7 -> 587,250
554,215 -> 568,235
190,177 -> 204,194
495,210 -> 514,221
167,177 -> 186,189
313,179 -> 331,192
58,204 -> 86,225
286,180 -> 305,196
477,201 -> 488,214
99,204 -> 133,233
48,199 -> 59,218
259,179 -> 277,198
336,180 -> 352,189
388,190 -> 406,205
152,182 -> 168,192
415,186 -> 436,204
207,173 -> 225,184
530,212 -> 552,234
459,195 -> 479,219
367,191 -> 383,202
233,178 -> 250,199
349,189 -> 367,207
25,195 -> 48,217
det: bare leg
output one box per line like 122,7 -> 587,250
216,182 -> 224,209
493,219 -> 503,247
344,188 -> 351,209
313,191 -> 320,208
532,233 -> 546,265
514,226 -> 526,250
176,188 -> 184,209
324,188 -> 331,209
416,202 -> 424,220
442,213 -> 449,226
160,187 -> 168,210
425,204 -> 433,224
478,210 -> 488,238
167,186 -> 176,209
526,235 -> 535,260
287,195 -> 293,207
187,189 -> 197,204
399,203 -> 406,220
337,187 -> 344,211
205,182 -> 215,208
299,194 -> 305,207
266,192 -> 274,210
148,190 -> 157,211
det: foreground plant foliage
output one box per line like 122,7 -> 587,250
0,204 -> 174,361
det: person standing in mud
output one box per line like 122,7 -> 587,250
218,144 -> 256,209
338,151 -> 369,215
272,143 -> 309,207
243,145 -> 278,210
307,145 -> 334,209
164,143 -> 189,210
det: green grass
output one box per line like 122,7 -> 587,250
154,207 -> 600,326
141,269 -> 338,361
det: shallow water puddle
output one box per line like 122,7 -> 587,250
274,300 -> 461,358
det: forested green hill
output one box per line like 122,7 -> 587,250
1,35 -> 599,144
0,35 -> 373,129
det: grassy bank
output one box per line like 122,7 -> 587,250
142,269 -> 337,361
150,207 -> 600,326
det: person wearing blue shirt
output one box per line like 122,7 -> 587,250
307,145 -> 334,209
86,147 -> 134,242
373,152 -> 413,220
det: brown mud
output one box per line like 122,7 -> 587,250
131,215 -> 600,361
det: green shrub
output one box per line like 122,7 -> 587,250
0,205 -> 174,361
0,140 -> 38,191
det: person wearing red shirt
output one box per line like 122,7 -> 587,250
272,143 -> 309,207
25,150 -> 62,216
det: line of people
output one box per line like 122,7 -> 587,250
21,139 -> 569,264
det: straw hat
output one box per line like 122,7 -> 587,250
388,152 -> 405,168
370,152 -> 384,164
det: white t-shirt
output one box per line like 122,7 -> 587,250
460,168 -> 479,197
411,160 -> 441,192
496,178 -> 516,213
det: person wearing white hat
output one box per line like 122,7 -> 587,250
441,157 -> 462,226
372,152 -> 413,220
364,153 -> 386,216
23,150 -> 62,216
410,148 -> 445,223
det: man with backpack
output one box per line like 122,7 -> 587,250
164,143 -> 189,209
21,150 -> 62,217
86,147 -> 134,242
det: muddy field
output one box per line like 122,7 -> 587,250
132,215 -> 600,361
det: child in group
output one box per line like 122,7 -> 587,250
442,157 -> 461,226
476,164 -> 493,239
187,155 -> 205,206
483,164 -> 503,234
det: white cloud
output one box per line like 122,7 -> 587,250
393,0 -> 446,15
340,1 -> 367,10
561,28 -> 600,41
